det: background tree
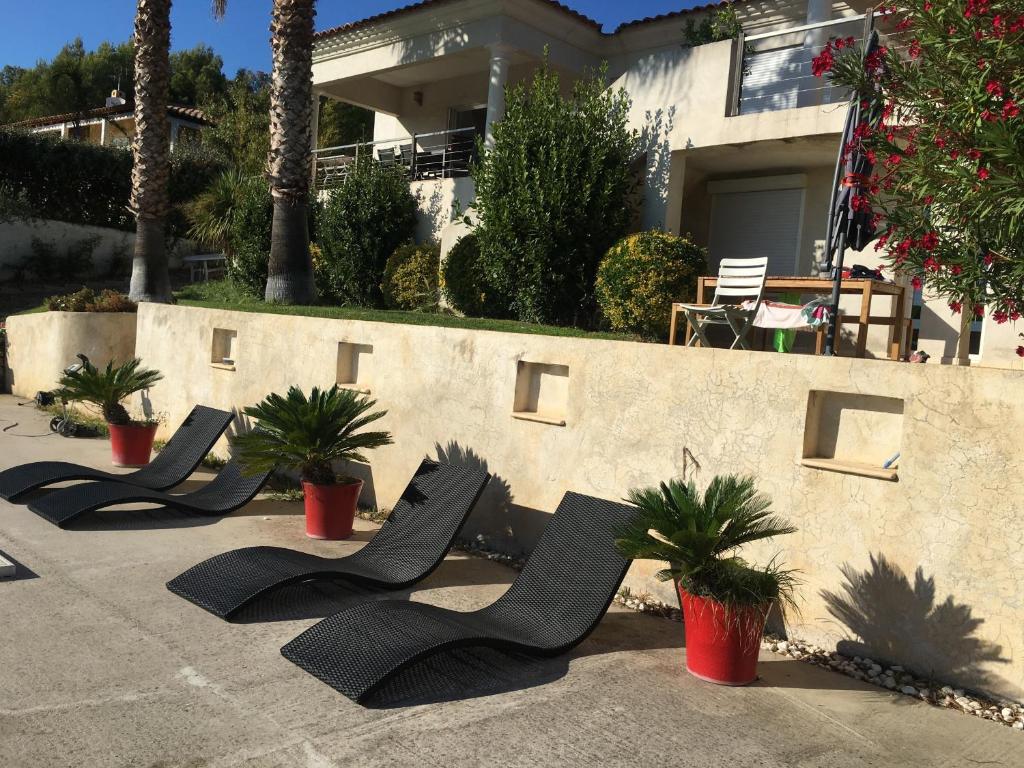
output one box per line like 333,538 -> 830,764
264,0 -> 317,304
128,0 -> 174,303
472,61 -> 639,325
818,2 -> 1023,328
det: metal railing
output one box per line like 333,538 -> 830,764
729,15 -> 872,116
313,127 -> 478,189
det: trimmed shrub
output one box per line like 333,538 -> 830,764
595,231 -> 706,340
225,177 -> 273,297
316,157 -> 417,306
45,287 -> 137,313
472,61 -> 639,325
441,233 -> 487,316
382,243 -> 441,310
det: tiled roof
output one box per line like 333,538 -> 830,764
614,1 -> 736,33
6,103 -> 214,129
314,0 -> 603,39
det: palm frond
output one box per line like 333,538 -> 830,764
616,473 -> 799,607
232,385 -> 393,484
56,357 -> 162,424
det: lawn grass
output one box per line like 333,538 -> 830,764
174,280 -> 638,342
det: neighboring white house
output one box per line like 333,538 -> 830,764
309,0 -> 1020,369
6,90 -> 213,151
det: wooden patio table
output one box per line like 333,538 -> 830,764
670,276 -> 908,360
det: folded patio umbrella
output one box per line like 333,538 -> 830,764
822,28 -> 885,355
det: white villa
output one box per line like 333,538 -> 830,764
310,0 -> 1019,368
311,0 -> 866,268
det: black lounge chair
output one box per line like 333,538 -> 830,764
0,405 -> 234,502
26,461 -> 271,528
166,460 -> 490,620
280,491 -> 637,703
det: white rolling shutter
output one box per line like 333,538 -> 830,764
708,186 -> 804,276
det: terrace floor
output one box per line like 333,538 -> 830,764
0,396 -> 1020,767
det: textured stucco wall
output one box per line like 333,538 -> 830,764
0,218 -> 194,280
4,311 -> 137,397
10,304 -> 1023,699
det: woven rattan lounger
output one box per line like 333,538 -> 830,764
167,460 -> 490,619
26,461 -> 271,528
280,491 -> 637,703
0,405 -> 234,502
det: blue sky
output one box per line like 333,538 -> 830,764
1,1 -> 691,76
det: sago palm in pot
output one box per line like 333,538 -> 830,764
57,357 -> 164,466
616,474 -> 798,685
233,385 -> 392,539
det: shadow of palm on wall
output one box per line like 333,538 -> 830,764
821,553 -> 1007,689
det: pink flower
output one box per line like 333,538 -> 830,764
909,39 -> 922,58
920,231 -> 939,250
950,265 -> 963,276
978,167 -> 991,180
923,256 -> 941,272
949,301 -> 962,314
1003,100 -> 1020,119
973,305 -> 985,319
934,135 -> 947,148
993,311 -> 1009,324
984,252 -> 995,266
986,80 -> 1004,98
981,109 -> 997,121
912,276 -> 923,290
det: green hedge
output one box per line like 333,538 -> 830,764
0,129 -> 226,237
316,157 -> 417,306
596,231 -> 706,340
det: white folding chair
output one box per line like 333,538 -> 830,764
676,257 -> 769,350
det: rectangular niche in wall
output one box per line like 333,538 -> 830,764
512,361 -> 569,426
336,342 -> 373,393
802,390 -> 905,481
210,328 -> 237,370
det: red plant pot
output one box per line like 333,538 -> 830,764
108,422 -> 158,467
680,587 -> 771,686
302,480 -> 363,540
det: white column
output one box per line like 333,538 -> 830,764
169,119 -> 180,151
99,118 -> 107,146
799,0 -> 832,107
310,91 -> 321,150
310,92 -> 321,186
484,45 -> 513,150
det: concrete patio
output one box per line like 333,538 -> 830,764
0,396 -> 1020,768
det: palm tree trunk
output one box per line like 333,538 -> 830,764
128,0 -> 173,303
264,0 -> 317,304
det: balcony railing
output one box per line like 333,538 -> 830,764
730,15 -> 873,116
313,127 -> 478,190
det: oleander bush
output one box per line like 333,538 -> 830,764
596,231 -> 706,340
472,60 -> 640,325
381,242 -> 441,310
